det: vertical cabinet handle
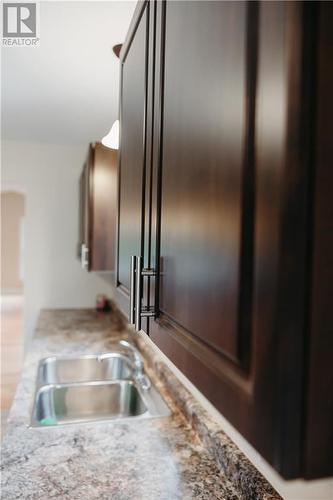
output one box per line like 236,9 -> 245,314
129,256 -> 156,332
81,244 -> 85,268
129,256 -> 136,325
81,244 -> 89,269
135,256 -> 142,331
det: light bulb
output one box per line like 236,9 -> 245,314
102,120 -> 119,149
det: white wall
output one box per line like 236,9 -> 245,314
2,140 -> 115,346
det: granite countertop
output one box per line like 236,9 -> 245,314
1,309 -> 280,500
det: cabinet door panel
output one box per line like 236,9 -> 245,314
116,5 -> 148,313
90,144 -> 117,271
159,0 -> 250,365
149,0 -> 314,478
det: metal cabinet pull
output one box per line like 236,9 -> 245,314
129,255 -> 157,332
129,256 -> 136,325
81,244 -> 89,269
135,256 -> 142,331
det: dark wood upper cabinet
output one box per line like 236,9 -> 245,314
156,0 -> 253,363
115,1 -> 154,326
78,142 -> 117,272
304,1 -> 333,478
117,0 -> 333,480
78,160 -> 89,262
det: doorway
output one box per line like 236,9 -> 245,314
1,191 -> 25,437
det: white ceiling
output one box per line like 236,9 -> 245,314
1,1 -> 136,145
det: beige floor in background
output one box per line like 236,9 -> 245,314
1,295 -> 24,439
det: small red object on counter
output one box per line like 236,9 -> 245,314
96,294 -> 112,312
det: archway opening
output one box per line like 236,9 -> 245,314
1,191 -> 25,435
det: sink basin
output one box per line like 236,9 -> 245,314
38,354 -> 133,385
31,347 -> 171,427
32,381 -> 148,426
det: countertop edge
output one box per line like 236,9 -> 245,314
136,329 -> 281,500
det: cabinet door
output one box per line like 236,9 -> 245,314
77,166 -> 85,260
90,143 -> 117,272
78,146 -> 93,271
304,1 -> 333,478
149,1 -> 316,478
115,3 -> 150,317
78,143 -> 117,272
154,0 -> 253,360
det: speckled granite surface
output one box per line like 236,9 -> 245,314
137,337 -> 280,500
1,309 -> 280,500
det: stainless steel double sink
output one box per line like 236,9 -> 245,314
31,343 -> 170,427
